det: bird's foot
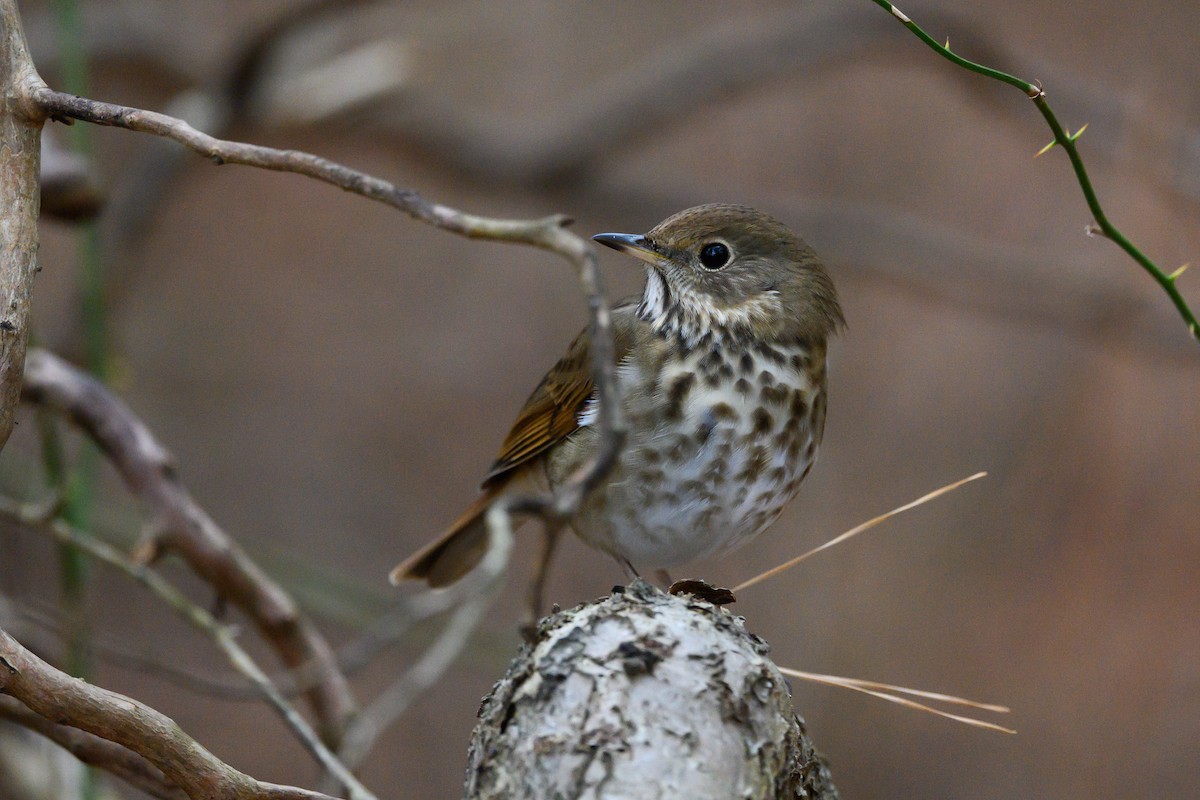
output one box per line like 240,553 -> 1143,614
667,579 -> 736,605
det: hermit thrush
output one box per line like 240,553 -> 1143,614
390,204 -> 842,605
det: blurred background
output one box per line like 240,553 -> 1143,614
2,0 -> 1198,797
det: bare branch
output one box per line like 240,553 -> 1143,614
19,349 -> 358,745
32,85 -> 573,245
0,695 -> 186,800
0,627 -> 342,800
25,89 -> 625,531
0,0 -> 47,453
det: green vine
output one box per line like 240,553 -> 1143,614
871,0 -> 1199,343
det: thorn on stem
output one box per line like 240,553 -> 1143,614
1034,139 -> 1058,158
1084,223 -> 1104,238
1168,263 -> 1189,281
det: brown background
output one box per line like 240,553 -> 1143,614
3,1 -> 1199,797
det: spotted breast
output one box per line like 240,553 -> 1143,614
560,334 -> 827,569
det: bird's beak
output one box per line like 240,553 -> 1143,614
592,232 -> 664,268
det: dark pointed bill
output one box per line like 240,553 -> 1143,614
591,232 -> 662,267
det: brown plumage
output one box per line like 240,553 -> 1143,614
390,204 -> 842,600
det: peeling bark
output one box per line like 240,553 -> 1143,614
465,581 -> 838,800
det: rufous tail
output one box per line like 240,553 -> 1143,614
389,489 -> 502,588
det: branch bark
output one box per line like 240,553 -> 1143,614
0,695 -> 187,800
465,581 -> 839,799
0,0 -> 46,453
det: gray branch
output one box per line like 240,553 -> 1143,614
0,0 -> 43,453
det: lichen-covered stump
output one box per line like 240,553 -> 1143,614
464,580 -> 838,799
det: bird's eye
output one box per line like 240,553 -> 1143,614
698,242 -> 731,270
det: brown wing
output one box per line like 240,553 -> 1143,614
391,301 -> 644,587
482,300 -> 639,487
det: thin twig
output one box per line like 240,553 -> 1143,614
0,500 -> 376,800
334,513 -> 512,773
780,667 -> 1016,734
870,0 -> 1199,342
14,581 -> 481,702
31,87 -> 572,248
734,472 -> 986,593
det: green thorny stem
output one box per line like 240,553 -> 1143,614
872,0 -> 1200,342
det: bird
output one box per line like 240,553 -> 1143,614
390,204 -> 842,614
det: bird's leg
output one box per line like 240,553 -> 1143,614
525,522 -> 562,631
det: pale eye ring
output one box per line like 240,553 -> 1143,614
698,241 -> 731,270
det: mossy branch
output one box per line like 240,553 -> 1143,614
872,0 -> 1200,343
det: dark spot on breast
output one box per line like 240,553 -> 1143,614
757,344 -> 786,365
667,433 -> 695,463
665,373 -> 696,421
704,459 -> 728,486
696,507 -> 719,529
789,389 -> 808,418
710,402 -> 739,422
636,467 -> 666,488
735,445 -> 770,484
700,345 -> 724,373
739,352 -> 754,374
768,466 -> 788,485
758,370 -> 775,387
760,384 -> 790,406
751,407 -> 774,436
734,378 -> 752,397
695,413 -> 716,446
